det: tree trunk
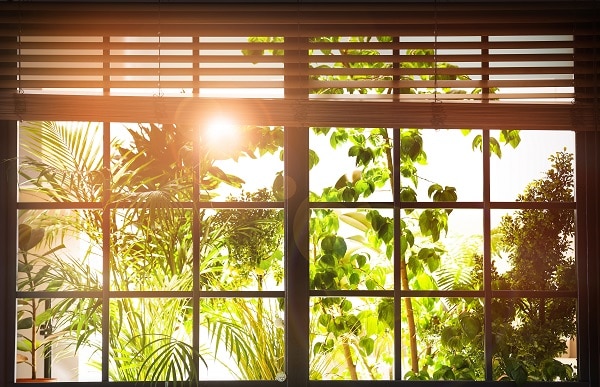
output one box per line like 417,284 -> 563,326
382,129 -> 420,374
401,258 -> 419,374
342,338 -> 358,380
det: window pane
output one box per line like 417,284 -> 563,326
310,297 -> 394,380
310,128 -> 393,202
201,207 -> 284,291
111,208 -> 193,291
111,123 -> 283,202
410,129 -> 483,202
400,209 -> 483,291
401,297 -> 484,381
18,121 -> 104,203
206,126 -> 283,202
16,297 -> 101,382
111,122 -> 195,200
490,130 -> 575,202
310,209 -> 394,291
201,297 -> 285,381
18,209 -> 103,292
108,298 -> 195,382
492,297 -> 577,382
491,209 -> 575,291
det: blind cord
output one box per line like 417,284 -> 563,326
433,0 -> 438,105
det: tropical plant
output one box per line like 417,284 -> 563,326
203,297 -> 285,380
17,121 -> 105,380
16,222 -> 62,380
16,221 -> 102,380
17,121 -> 206,382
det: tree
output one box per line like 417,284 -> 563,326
493,151 -> 576,383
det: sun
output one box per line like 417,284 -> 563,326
203,116 -> 241,157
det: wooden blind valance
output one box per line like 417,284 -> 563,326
0,1 -> 598,130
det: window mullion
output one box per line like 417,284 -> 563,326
482,128 -> 493,382
0,119 -> 18,385
192,135 -> 202,382
284,34 -> 309,386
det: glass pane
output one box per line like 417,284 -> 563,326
111,123 -> 283,202
401,209 -> 483,291
491,209 -> 575,291
17,209 -> 103,292
310,209 -> 394,291
205,126 -> 283,202
401,297 -> 484,381
201,208 -> 284,291
111,122 -> 195,201
111,208 -> 194,291
18,121 -> 104,203
490,130 -> 575,202
16,297 -> 101,383
406,129 -> 483,202
492,297 -> 577,382
201,297 -> 285,381
310,128 -> 393,202
108,298 -> 196,382
310,297 -> 394,380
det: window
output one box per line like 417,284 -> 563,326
0,1 -> 598,386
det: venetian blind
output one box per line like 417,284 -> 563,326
0,1 -> 598,130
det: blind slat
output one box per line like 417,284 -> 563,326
0,66 -> 588,78
0,93 -> 595,130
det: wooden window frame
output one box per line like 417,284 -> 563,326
0,1 -> 598,386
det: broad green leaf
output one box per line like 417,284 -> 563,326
490,137 -> 502,158
341,299 -> 353,312
18,224 -> 45,252
308,149 -> 320,170
17,336 -> 33,352
354,254 -> 367,268
427,183 -> 443,198
460,315 -> 481,340
318,254 -> 336,268
377,298 -> 394,329
359,337 -> 375,356
400,187 -> 417,203
18,317 -> 33,330
318,313 -> 331,328
440,326 -> 462,350
433,365 -> 455,380
339,212 -> 371,232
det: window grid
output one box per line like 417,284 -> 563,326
12,56 -> 583,387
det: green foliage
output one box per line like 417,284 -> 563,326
469,129 -> 521,158
16,220 -> 101,379
203,298 -> 285,380
492,151 -> 576,382
19,120 -> 286,382
210,189 -> 284,289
